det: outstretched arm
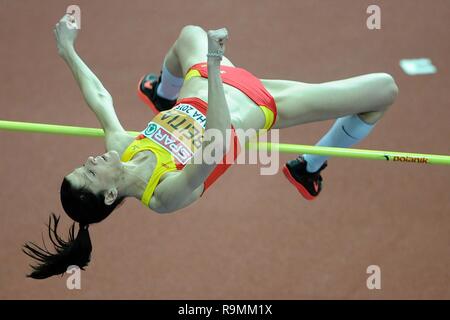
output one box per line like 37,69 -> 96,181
154,28 -> 232,212
54,15 -> 130,149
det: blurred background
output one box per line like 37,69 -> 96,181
0,0 -> 449,299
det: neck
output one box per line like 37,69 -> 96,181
116,152 -> 156,200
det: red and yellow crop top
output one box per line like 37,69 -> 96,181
120,97 -> 240,207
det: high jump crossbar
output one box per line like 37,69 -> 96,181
0,119 -> 449,166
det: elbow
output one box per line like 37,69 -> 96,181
153,206 -> 176,214
90,91 -> 113,110
151,197 -> 180,214
97,91 -> 113,104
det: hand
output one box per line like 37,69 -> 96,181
207,28 -> 229,59
54,14 -> 79,57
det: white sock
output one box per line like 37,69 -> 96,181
303,114 -> 375,172
156,63 -> 184,100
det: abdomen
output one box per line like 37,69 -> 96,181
178,77 -> 267,131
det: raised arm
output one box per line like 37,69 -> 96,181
54,14 -> 130,150
154,28 -> 232,211
181,28 -> 232,186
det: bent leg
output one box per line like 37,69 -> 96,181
266,73 -> 399,198
146,25 -> 236,104
261,73 -> 398,129
163,25 -> 234,78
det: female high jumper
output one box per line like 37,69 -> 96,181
23,14 -> 398,279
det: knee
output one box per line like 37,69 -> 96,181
178,25 -> 205,40
175,25 -> 205,51
358,74 -> 398,124
375,73 -> 399,110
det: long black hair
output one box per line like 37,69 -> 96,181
23,177 -> 124,279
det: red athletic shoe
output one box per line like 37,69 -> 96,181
282,156 -> 327,200
137,73 -> 177,113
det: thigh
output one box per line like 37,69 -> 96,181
175,25 -> 235,75
262,73 -> 397,129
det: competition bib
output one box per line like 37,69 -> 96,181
141,103 -> 206,164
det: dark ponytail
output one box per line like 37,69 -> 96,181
23,177 -> 124,279
23,214 -> 92,279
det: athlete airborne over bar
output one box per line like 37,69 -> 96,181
23,13 -> 398,279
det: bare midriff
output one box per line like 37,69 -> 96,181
178,76 -> 267,131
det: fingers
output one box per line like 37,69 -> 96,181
59,13 -> 74,23
56,13 -> 75,27
218,28 -> 229,40
208,27 -> 228,35
207,28 -> 229,41
54,14 -> 78,32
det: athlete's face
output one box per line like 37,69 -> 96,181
65,150 -> 123,195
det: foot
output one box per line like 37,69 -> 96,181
137,72 -> 177,113
282,156 -> 327,200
